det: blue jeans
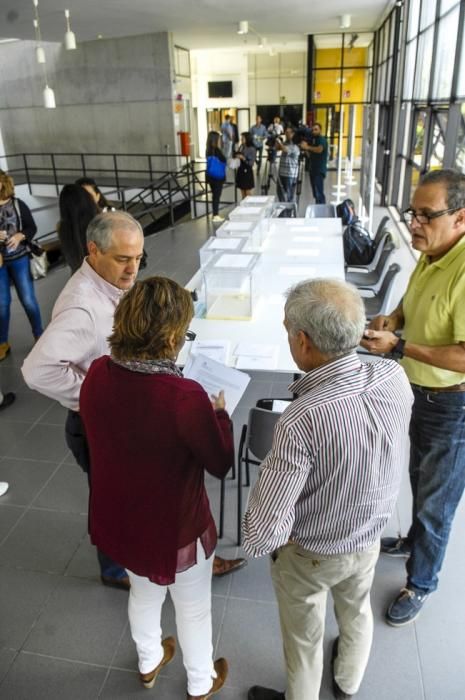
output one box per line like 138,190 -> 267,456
0,254 -> 43,343
277,176 -> 297,217
406,387 -> 465,593
309,172 -> 326,204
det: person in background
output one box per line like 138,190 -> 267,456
268,116 -> 284,137
244,279 -> 413,700
220,114 -> 234,160
235,132 -> 256,199
205,131 -> 227,223
80,276 -> 230,697
230,116 -> 239,151
57,183 -> 99,273
250,115 -> 268,175
362,168 -> 465,627
0,171 -> 43,362
275,127 -> 300,215
300,122 -> 329,204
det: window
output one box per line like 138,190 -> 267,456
403,40 -> 417,99
432,6 -> 460,99
414,28 -> 434,100
407,0 -> 421,40
420,0 -> 437,30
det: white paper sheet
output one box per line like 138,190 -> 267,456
235,355 -> 278,370
191,339 -> 230,364
214,254 -> 254,268
292,236 -> 322,243
183,353 -> 250,415
234,342 -> 276,358
286,249 -> 320,257
279,266 -> 317,276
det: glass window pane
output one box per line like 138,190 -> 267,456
414,27 -> 434,100
420,0 -> 437,29
315,35 -> 342,68
441,0 -> 459,15
458,15 -> 465,97
454,104 -> 465,172
430,112 -> 448,168
342,38 -> 371,67
313,69 -> 341,102
403,40 -> 417,99
432,7 -> 459,98
389,15 -> 396,56
341,69 -> 370,102
413,111 -> 428,167
408,0 -> 421,39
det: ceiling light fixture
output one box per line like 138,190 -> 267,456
64,9 -> 77,50
238,20 -> 249,35
31,0 -> 56,108
340,14 -> 351,29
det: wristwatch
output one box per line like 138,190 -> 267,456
391,337 -> 406,360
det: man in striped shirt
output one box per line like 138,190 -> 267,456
243,279 -> 413,700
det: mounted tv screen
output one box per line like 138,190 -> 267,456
208,81 -> 233,98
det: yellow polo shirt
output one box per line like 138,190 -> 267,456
401,235 -> 465,387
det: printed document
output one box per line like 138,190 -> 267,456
183,353 -> 250,415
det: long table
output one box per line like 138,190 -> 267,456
179,217 -> 344,373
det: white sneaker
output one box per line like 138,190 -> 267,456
212,215 -> 224,223
0,482 -> 9,497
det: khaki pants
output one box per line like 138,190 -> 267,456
270,540 -> 379,700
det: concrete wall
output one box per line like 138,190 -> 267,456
0,32 -> 181,177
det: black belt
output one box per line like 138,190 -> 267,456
411,383 -> 465,393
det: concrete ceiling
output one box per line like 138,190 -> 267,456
1,0 -> 393,49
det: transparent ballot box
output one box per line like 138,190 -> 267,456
216,219 -> 265,248
199,236 -> 245,268
202,252 -> 260,320
228,205 -> 267,222
240,195 -> 275,215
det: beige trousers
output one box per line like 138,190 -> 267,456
270,540 -> 379,700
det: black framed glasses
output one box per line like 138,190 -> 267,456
185,330 -> 196,342
402,207 -> 460,226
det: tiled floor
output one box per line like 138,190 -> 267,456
1,177 -> 464,699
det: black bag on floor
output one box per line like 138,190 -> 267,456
343,220 -> 375,266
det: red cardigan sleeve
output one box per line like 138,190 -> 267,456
176,384 -> 234,479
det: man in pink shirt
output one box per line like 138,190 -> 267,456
22,210 -> 245,587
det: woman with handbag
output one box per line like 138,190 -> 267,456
205,131 -> 227,223
0,171 -> 43,362
235,132 -> 256,199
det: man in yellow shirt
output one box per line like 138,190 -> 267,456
362,169 -> 465,626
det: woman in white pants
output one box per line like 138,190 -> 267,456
80,277 -> 232,698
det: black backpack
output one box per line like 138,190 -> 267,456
336,198 -> 356,226
343,220 -> 376,266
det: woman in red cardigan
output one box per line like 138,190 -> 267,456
80,277 -> 232,699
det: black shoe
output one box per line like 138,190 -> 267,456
247,686 -> 285,700
380,536 -> 411,558
0,392 -> 15,411
385,586 -> 428,627
100,574 -> 130,591
331,638 -> 353,699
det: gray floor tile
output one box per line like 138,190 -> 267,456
5,423 -> 69,462
228,554 -> 276,603
0,421 -> 32,458
38,400 -> 68,426
0,459 -> 58,507
33,461 -> 89,514
218,597 -> 285,691
0,648 -> 17,684
0,509 -> 87,574
0,504 -> 25,541
0,652 -> 107,700
64,535 -> 100,580
23,577 -> 128,665
0,568 -> 59,648
0,390 -> 54,423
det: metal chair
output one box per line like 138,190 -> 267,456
363,263 -> 401,320
236,406 -> 281,545
345,241 -> 395,293
305,203 -> 337,218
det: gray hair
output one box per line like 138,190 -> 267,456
86,211 -> 143,251
284,278 -> 366,357
420,169 -> 465,210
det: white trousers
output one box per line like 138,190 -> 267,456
127,542 -> 216,696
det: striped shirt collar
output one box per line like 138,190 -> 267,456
289,352 -> 361,396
